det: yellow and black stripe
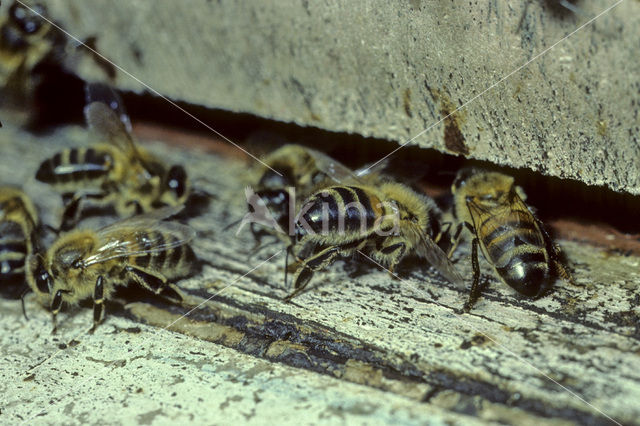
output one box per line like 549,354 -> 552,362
474,207 -> 549,297
132,230 -> 195,275
300,186 -> 382,235
35,147 -> 113,185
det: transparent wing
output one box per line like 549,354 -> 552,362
305,148 -> 361,184
84,102 -> 137,155
416,230 -> 465,287
85,82 -> 132,133
82,207 -> 195,267
84,83 -> 137,156
466,192 -> 544,261
354,159 -> 388,179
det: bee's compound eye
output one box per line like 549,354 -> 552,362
167,165 -> 187,199
35,266 -> 51,294
9,2 -> 46,35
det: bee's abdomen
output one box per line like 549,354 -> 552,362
133,231 -> 194,277
0,221 -> 28,277
481,219 -> 549,296
301,186 -> 377,234
36,148 -> 112,185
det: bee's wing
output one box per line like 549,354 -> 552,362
354,159 -> 388,179
466,193 -> 545,258
416,230 -> 465,287
85,82 -> 132,133
84,83 -> 141,159
305,148 -> 360,184
105,205 -> 185,227
84,102 -> 137,154
83,210 -> 195,267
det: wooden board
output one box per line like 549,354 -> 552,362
0,120 -> 638,425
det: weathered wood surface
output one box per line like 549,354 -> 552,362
1,122 -> 639,425
36,0 -> 640,194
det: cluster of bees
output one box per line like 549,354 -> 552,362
0,2 -> 577,335
1,84 -> 197,333
247,145 -> 574,306
0,79 -> 575,333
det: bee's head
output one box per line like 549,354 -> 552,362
258,166 -> 294,190
453,169 -> 515,203
164,165 -> 189,203
253,188 -> 290,231
451,168 -> 478,193
9,2 -> 47,35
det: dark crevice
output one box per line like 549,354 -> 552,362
25,75 -> 640,234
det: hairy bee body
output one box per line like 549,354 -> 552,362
248,144 -> 383,244
285,182 -> 462,300
451,169 -> 573,310
35,144 -> 125,192
297,185 -> 387,242
26,207 -> 196,332
248,145 -> 334,243
35,84 -> 189,229
0,186 -> 38,282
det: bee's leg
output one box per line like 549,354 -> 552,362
159,283 -> 184,303
127,266 -> 167,293
375,239 -> 406,277
463,237 -> 481,312
60,193 -> 82,231
60,191 -> 108,231
284,246 -> 341,302
447,223 -> 464,258
50,290 -> 64,334
250,223 -> 266,249
554,259 -> 578,285
536,219 -> 579,287
20,288 -> 31,321
284,239 -> 313,289
89,276 -> 105,334
448,222 -> 475,259
126,266 -> 185,303
435,222 -> 452,244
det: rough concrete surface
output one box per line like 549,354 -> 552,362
1,122 -> 639,424
27,0 -> 640,194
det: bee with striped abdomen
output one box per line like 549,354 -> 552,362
26,206 -> 196,333
247,144 -> 384,245
35,83 -> 190,230
0,186 -> 39,293
449,169 -> 574,311
285,181 -> 463,300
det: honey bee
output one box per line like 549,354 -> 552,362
25,206 -> 196,333
35,83 -> 190,230
0,186 -> 39,288
0,1 -> 62,108
285,181 -> 463,300
248,144 -> 384,245
449,168 -> 574,311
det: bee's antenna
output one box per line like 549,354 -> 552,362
21,288 -> 33,321
222,217 -> 244,232
247,239 -> 279,259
